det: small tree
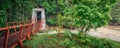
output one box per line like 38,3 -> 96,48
56,13 -> 63,36
62,0 -> 116,35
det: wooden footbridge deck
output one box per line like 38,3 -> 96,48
0,20 -> 42,48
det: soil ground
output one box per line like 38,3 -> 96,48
88,26 -> 120,42
39,26 -> 120,42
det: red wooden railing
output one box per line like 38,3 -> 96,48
0,20 -> 42,48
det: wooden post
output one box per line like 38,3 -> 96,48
4,28 -> 9,48
31,24 -> 34,35
26,24 -> 31,40
18,26 -> 23,48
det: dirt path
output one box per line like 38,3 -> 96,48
70,26 -> 120,42
38,26 -> 120,42
88,27 -> 120,42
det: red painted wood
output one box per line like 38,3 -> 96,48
0,20 -> 42,48
3,29 -> 9,48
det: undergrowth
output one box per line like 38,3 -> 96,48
22,32 -> 120,48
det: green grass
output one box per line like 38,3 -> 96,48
22,33 -> 120,48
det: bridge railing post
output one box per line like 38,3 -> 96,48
26,24 -> 31,40
3,28 -> 9,48
18,26 -> 23,48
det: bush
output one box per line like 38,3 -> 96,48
45,0 -> 116,35
61,0 -> 116,34
110,0 -> 120,26
0,0 -> 36,28
46,17 -> 57,26
23,33 -> 120,48
0,10 -> 7,27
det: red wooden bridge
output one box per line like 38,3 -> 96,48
0,20 -> 42,48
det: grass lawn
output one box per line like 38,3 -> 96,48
22,33 -> 120,48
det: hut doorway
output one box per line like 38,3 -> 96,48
32,8 -> 46,30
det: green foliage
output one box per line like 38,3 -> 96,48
44,0 -> 116,34
64,29 -> 72,39
0,0 -> 66,27
23,33 -> 120,48
40,0 -> 57,16
56,14 -> 63,27
60,0 -> 116,34
0,10 -> 7,27
0,0 -> 117,32
111,0 -> 120,25
47,17 -> 57,26
0,0 -> 36,28
60,38 -> 75,47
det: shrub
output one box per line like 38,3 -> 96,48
46,17 -> 57,26
0,10 -> 7,27
61,0 -> 116,34
110,0 -> 120,26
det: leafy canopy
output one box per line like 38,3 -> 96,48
60,0 -> 116,34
